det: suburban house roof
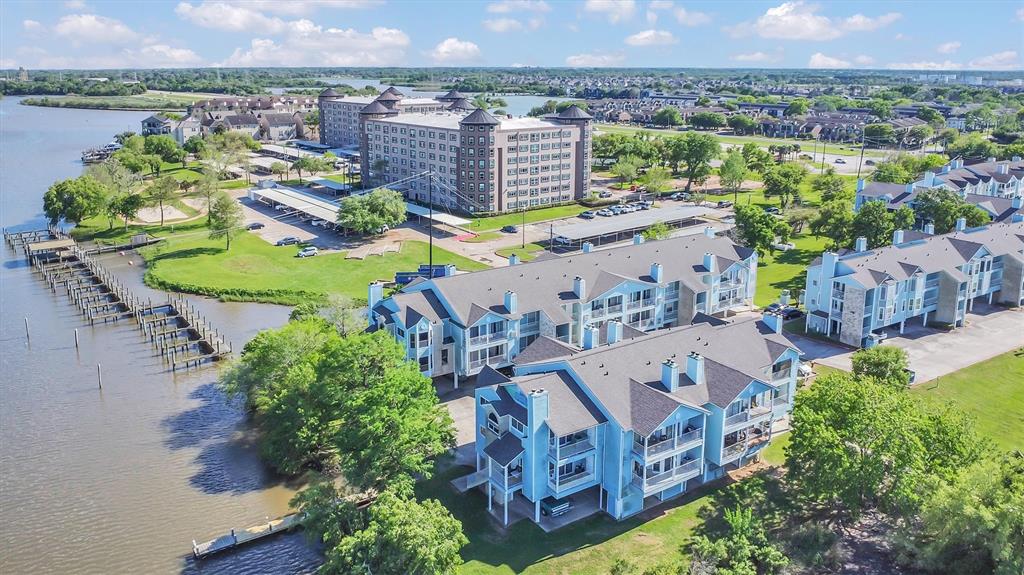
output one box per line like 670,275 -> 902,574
483,432 -> 524,467
512,371 -> 607,436
513,318 -> 798,435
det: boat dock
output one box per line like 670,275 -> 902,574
4,227 -> 232,370
192,513 -> 303,559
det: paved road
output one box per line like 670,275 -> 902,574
788,304 -> 1024,383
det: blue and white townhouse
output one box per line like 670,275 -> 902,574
368,230 -> 759,383
462,313 -> 801,528
803,221 -> 1024,348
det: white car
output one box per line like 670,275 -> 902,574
773,242 -> 796,252
797,363 -> 813,378
296,246 -> 319,258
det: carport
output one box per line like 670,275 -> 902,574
247,184 -> 340,227
550,205 -> 711,249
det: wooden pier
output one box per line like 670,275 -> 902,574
4,227 -> 232,370
192,513 -> 303,559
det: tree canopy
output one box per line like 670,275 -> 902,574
42,175 -> 109,224
913,188 -> 991,233
208,192 -> 244,250
337,188 -> 407,235
762,163 -> 807,210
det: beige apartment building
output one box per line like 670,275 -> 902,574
319,87 -> 592,213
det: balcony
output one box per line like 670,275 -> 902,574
721,442 -> 746,463
469,331 -> 508,347
771,368 -> 791,383
469,355 -> 506,371
723,406 -> 772,431
550,438 -> 595,460
632,429 -> 703,460
631,459 -> 702,493
606,304 -> 623,315
489,466 -> 523,490
772,395 -> 790,408
549,470 -> 595,492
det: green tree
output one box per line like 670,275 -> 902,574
946,132 -> 999,159
727,114 -> 757,135
688,111 -> 727,130
872,160 -> 913,183
642,221 -> 671,241
741,142 -> 773,174
676,132 -> 719,193
143,134 -> 181,162
905,124 -> 935,148
733,204 -> 777,257
652,107 -> 683,126
892,205 -> 916,232
112,193 -> 145,229
719,149 -> 749,204
640,166 -> 671,194
812,167 -> 852,203
916,106 -> 943,126
194,171 -> 219,224
762,163 -> 807,210
689,506 -> 790,575
852,201 -> 896,249
208,192 -> 244,250
611,155 -> 641,186
270,161 -> 289,181
785,99 -> 810,117
867,99 -> 894,120
914,188 -> 991,233
851,346 -> 911,388
183,135 -> 206,156
147,175 -> 177,227
329,485 -> 467,575
337,188 -> 407,235
864,123 -> 897,146
42,175 -> 109,224
811,199 -> 854,250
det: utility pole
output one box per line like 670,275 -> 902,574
428,172 -> 434,273
820,139 -> 827,174
856,133 -> 867,180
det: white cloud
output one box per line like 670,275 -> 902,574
887,60 -> 962,71
567,22 -> 580,32
853,54 -> 875,66
731,50 -> 783,63
936,41 -> 961,55
54,14 -> 141,45
429,37 -> 481,64
22,19 -> 42,32
1018,8 -> 1024,21
0,58 -> 16,68
487,0 -> 550,13
63,0 -> 88,9
808,52 -> 850,68
483,18 -> 523,32
625,29 -> 677,46
674,7 -> 711,26
584,0 -> 636,23
175,2 -> 287,33
12,43 -> 202,69
565,51 -> 626,66
646,10 -> 657,25
894,33 -> 907,41
222,24 -> 409,66
649,0 -> 673,9
840,12 -> 901,32
968,50 -> 1019,70
135,44 -> 204,66
726,2 -> 900,41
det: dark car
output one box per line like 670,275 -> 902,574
245,222 -> 265,230
763,206 -> 781,214
598,191 -> 613,198
765,303 -> 783,314
275,236 -> 300,246
781,307 -> 804,320
501,225 -> 519,233
716,200 -> 733,208
540,496 -> 572,517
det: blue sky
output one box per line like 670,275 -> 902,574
2,1 -> 1022,71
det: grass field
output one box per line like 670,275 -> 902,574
911,349 -> 1024,452
463,231 -> 501,243
468,204 -> 589,232
21,90 -> 216,111
140,232 -> 487,303
594,124 -> 886,158
496,243 -> 545,262
754,234 -> 829,307
419,464 -> 702,575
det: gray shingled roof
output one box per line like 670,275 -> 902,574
446,98 -> 477,111
557,105 -> 593,120
438,89 -> 467,101
319,88 -> 339,98
515,336 -> 578,364
513,371 -> 606,436
389,290 -> 450,326
460,108 -> 500,125
360,101 -> 393,114
483,433 -> 524,467
492,386 -> 528,422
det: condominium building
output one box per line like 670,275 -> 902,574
855,179 -> 1024,224
803,221 -> 1024,348
368,231 -> 758,381
317,86 -> 452,149
464,314 -> 801,527
908,157 -> 1024,199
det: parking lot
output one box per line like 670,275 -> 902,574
237,195 -> 355,251
790,304 -> 1024,384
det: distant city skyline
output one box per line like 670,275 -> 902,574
1,0 -> 1021,71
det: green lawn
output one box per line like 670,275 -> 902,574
496,243 -> 546,262
21,90 -> 217,111
463,231 -> 502,243
755,234 -> 829,307
912,349 -> 1024,452
218,180 -> 251,190
140,232 -> 487,304
594,124 -> 885,158
468,204 -> 589,232
419,465 -> 704,575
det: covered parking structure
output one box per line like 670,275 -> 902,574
310,178 -> 354,196
258,144 -> 321,162
550,205 -> 711,250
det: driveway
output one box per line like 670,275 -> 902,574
788,304 -> 1024,383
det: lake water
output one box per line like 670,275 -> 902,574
270,75 -> 569,117
0,98 -> 321,573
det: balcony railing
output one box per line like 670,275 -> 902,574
632,459 -> 702,492
469,331 -> 508,346
549,470 -> 594,492
772,395 -> 790,408
632,429 -> 703,459
771,369 -> 791,382
549,438 -> 595,460
489,466 -> 523,490
721,442 -> 746,462
469,355 -> 506,370
606,304 -> 623,315
724,405 -> 772,430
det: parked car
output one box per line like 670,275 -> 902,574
274,204 -> 288,211
764,302 -> 783,313
781,307 -> 804,320
598,191 -> 613,198
579,210 -> 596,219
834,158 -> 846,164
763,206 -> 781,214
772,242 -> 795,251
554,236 -> 573,245
670,192 -> 690,201
904,368 -> 916,384
639,201 -> 654,209
716,200 -> 733,208
501,225 -> 518,233
797,363 -> 814,378
596,209 -> 614,217
865,159 -> 876,166
245,222 -> 265,231
721,215 -> 736,224
376,225 -> 390,234
296,246 -> 319,258
609,206 -> 625,215
540,496 -> 572,517
275,236 -> 300,246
